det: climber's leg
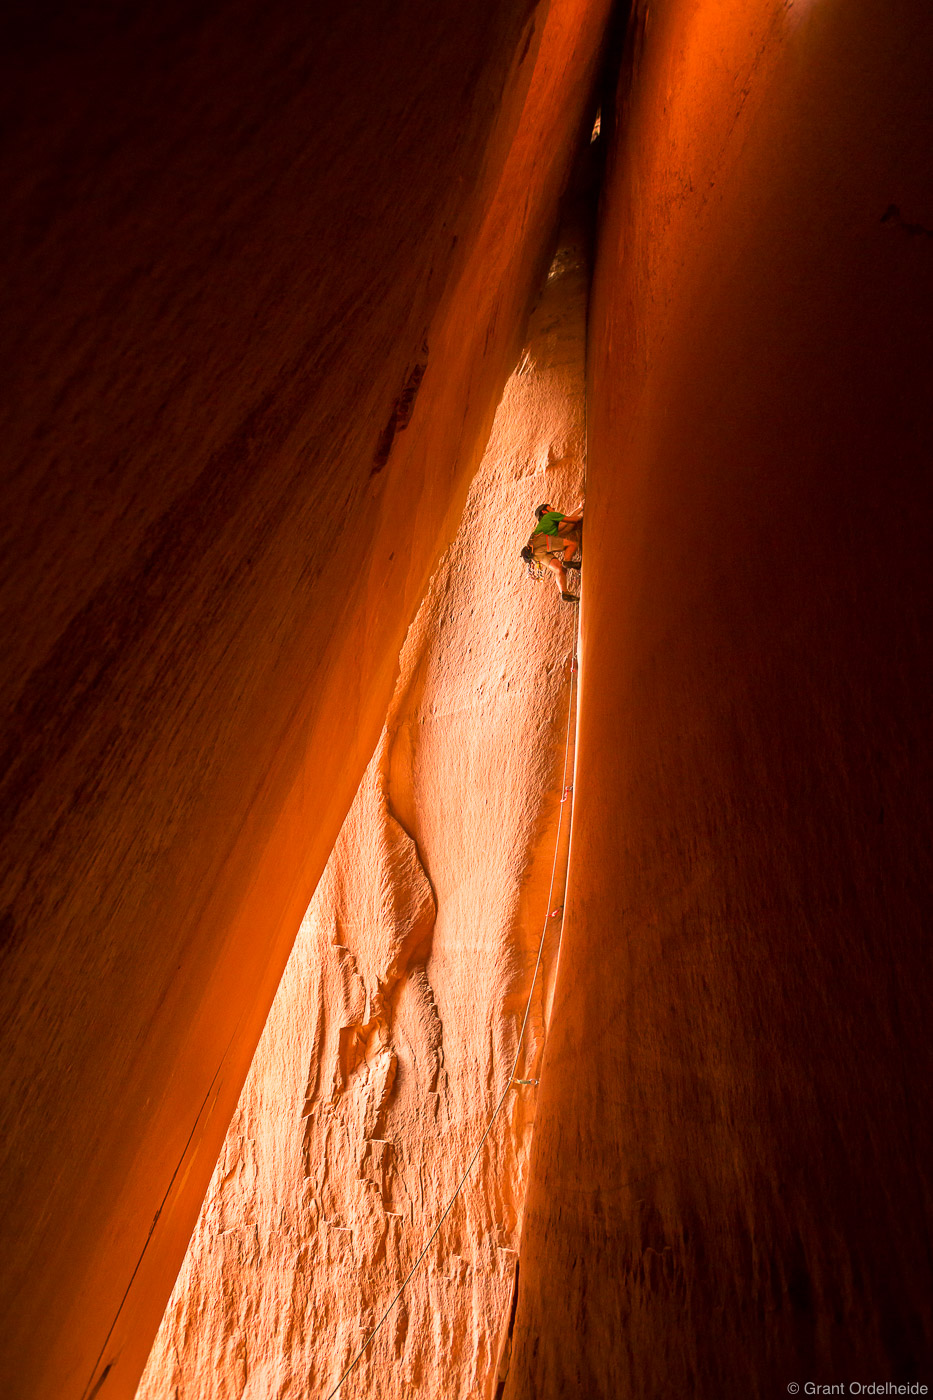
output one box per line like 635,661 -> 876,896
545,554 -> 569,597
556,520 -> 582,568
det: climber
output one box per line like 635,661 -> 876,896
520,501 -> 584,602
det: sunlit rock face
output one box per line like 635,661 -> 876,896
507,1 -> 933,1396
136,227 -> 587,1400
0,1 -> 613,1395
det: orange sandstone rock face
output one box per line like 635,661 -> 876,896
508,1 -> 933,1396
136,230 -> 586,1400
0,3 -> 611,1397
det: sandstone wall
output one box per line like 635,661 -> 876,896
0,4 -> 612,1396
508,0 -> 933,1395
136,226 -> 586,1400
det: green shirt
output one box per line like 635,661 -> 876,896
532,510 -> 565,536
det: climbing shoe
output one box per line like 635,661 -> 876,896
561,591 -> 580,603
566,558 -> 582,572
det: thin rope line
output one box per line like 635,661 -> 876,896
324,617 -> 580,1400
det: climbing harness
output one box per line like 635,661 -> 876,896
523,531 -> 582,585
324,611 -> 581,1400
521,545 -> 547,582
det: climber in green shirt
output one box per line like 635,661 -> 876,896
520,501 -> 584,602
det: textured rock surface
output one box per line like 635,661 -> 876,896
508,0 -> 933,1395
137,228 -> 586,1399
0,2 -> 611,1396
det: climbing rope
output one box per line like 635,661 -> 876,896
324,612 -> 580,1400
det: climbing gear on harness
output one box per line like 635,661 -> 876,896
521,544 -> 547,581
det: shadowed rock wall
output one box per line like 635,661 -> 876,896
0,3 -> 612,1396
507,1 -> 933,1395
135,227 -> 586,1400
